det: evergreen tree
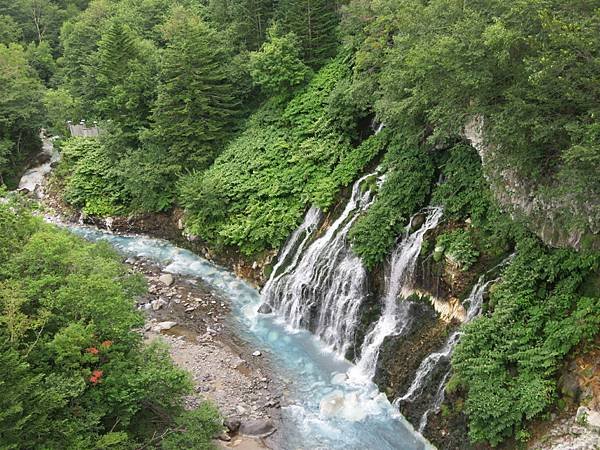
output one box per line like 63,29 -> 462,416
94,21 -> 158,137
207,0 -> 276,51
275,0 -> 340,66
147,7 -> 238,170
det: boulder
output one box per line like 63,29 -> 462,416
224,417 -> 241,434
239,419 -> 276,438
257,303 -> 273,314
252,350 -> 262,357
576,406 -> 600,433
154,321 -> 177,331
151,298 -> 168,311
159,273 -> 174,286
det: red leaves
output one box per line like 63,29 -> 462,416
89,370 -> 103,385
101,340 -> 112,348
86,347 -> 99,355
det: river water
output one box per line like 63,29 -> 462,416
66,225 -> 433,450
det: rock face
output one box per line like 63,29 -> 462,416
239,419 -> 276,438
464,115 -> 599,250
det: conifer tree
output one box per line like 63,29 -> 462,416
207,0 -> 277,50
275,0 -> 339,66
147,7 -> 238,170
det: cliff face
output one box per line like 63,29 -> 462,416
464,116 -> 599,250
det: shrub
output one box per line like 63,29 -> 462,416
349,132 -> 435,268
436,229 -> 480,271
0,201 -> 221,449
452,237 -> 600,445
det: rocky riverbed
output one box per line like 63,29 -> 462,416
126,256 -> 284,449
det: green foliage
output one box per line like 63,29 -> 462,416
59,137 -> 129,216
0,15 -> 22,45
436,229 -> 480,271
179,58 -> 377,254
275,0 -> 340,67
432,143 -> 516,258
206,0 -> 276,51
349,0 -> 600,237
349,133 -> 435,267
249,26 -> 312,96
43,87 -> 83,135
161,405 -> 221,450
0,199 -> 220,449
25,40 -> 56,84
452,238 -> 600,445
145,6 -> 239,171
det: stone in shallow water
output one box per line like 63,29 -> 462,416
239,419 -> 276,438
257,303 -> 273,314
252,350 -> 262,357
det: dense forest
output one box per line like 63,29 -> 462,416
1,0 -> 599,449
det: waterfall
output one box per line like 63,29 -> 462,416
393,276 -> 492,431
262,206 -> 323,294
261,172 -> 381,356
350,207 -> 444,381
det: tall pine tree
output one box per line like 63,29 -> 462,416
275,0 -> 339,66
207,0 -> 277,51
147,7 -> 238,170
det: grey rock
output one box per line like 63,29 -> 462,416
224,418 -> 241,434
239,419 -> 276,438
154,321 -> 177,331
159,273 -> 174,286
217,432 -> 231,442
577,406 -> 600,433
561,372 -> 581,402
258,303 -> 273,314
151,298 -> 167,311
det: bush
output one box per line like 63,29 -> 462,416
452,237 -> 600,445
436,229 -> 480,271
349,132 -> 435,267
179,57 -> 378,255
59,137 -> 130,216
0,199 -> 221,449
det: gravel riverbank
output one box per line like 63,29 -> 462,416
131,256 -> 284,448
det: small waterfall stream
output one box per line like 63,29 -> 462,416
262,172 -> 381,356
393,276 -> 494,432
350,207 -> 444,381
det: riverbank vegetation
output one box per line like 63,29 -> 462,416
1,0 -> 598,448
0,193 -> 221,448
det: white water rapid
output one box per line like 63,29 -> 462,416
350,207 -> 444,381
262,172 -> 381,356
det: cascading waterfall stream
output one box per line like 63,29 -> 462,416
262,172 -> 381,356
393,274 -> 498,432
261,206 -> 322,294
350,207 -> 444,381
